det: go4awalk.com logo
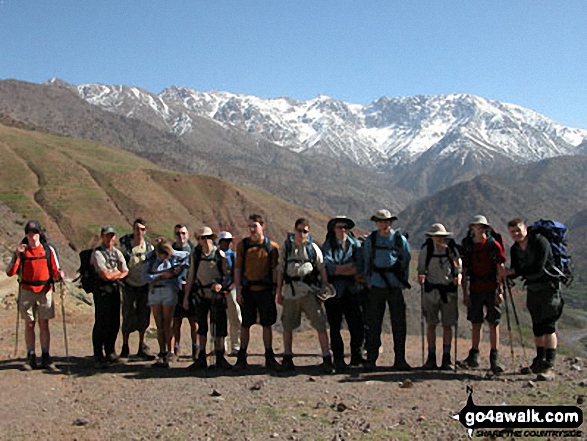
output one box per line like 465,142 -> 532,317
453,386 -> 583,438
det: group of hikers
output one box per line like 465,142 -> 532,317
7,211 -> 566,381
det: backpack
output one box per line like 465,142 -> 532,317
191,244 -> 226,280
368,230 -> 411,289
18,239 -> 56,289
527,219 -> 573,287
461,226 -> 504,274
78,248 -> 101,294
119,234 -> 154,265
283,232 -> 320,288
421,237 -> 461,277
241,236 -> 274,286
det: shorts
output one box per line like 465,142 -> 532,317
174,289 -> 197,319
195,294 -> 228,337
148,286 -> 177,306
422,289 -> 458,327
241,288 -> 277,328
467,290 -> 501,325
121,283 -> 150,334
19,288 -> 55,321
526,281 -> 564,337
281,294 -> 327,332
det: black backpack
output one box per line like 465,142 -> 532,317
78,248 -> 100,294
527,219 -> 573,287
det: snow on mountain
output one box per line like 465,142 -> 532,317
70,81 -> 587,170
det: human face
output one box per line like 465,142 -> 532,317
247,220 -> 264,241
134,222 -> 146,238
431,236 -> 447,248
376,219 -> 392,235
470,223 -> 487,238
508,223 -> 527,244
175,227 -> 188,246
101,232 -> 116,249
333,223 -> 348,241
295,224 -> 310,242
218,239 -> 232,251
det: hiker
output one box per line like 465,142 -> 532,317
183,227 -> 231,370
276,218 -> 334,374
233,214 -> 281,371
142,239 -> 189,368
118,218 -> 156,361
7,220 -> 64,371
417,223 -> 462,370
502,218 -> 564,381
171,224 -> 198,361
460,215 -> 506,374
363,209 -> 412,371
217,231 -> 242,356
91,226 -> 129,368
322,216 -> 365,373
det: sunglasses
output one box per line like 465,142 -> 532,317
135,226 -> 146,231
334,225 -> 348,230
175,231 -> 187,236
296,228 -> 309,234
199,235 -> 213,240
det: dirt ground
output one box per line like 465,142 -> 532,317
0,276 -> 585,441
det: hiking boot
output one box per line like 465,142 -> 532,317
459,349 -> 480,369
530,356 -> 546,374
41,354 -> 58,372
153,353 -> 170,368
392,358 -> 412,371
93,356 -> 109,370
215,351 -> 232,370
334,358 -> 349,374
137,343 -> 156,361
119,343 -> 130,360
265,353 -> 281,372
536,366 -> 555,381
234,351 -> 249,371
21,352 -> 37,371
440,353 -> 453,371
490,349 -> 504,375
363,359 -> 377,372
281,354 -> 295,372
421,353 -> 437,370
320,355 -> 335,375
349,352 -> 366,366
106,352 -> 120,364
188,352 -> 207,370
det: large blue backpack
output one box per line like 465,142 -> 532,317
527,219 -> 573,287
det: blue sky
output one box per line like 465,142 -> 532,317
1,1 -> 586,129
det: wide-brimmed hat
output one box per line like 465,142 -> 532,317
327,216 -> 356,232
218,231 -> 233,242
370,209 -> 398,222
197,226 -> 217,240
425,223 -> 452,237
100,225 -> 117,235
24,220 -> 43,234
469,215 -> 490,227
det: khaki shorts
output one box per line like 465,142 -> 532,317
281,294 -> 327,332
422,289 -> 458,327
19,288 -> 55,321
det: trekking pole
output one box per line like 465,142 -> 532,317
505,279 -> 529,367
454,289 -> 458,373
59,281 -> 70,371
14,292 -> 20,358
500,280 -> 515,366
420,282 -> 425,365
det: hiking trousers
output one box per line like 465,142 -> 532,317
92,285 -> 121,358
324,287 -> 364,361
363,286 -> 407,363
121,283 -> 150,335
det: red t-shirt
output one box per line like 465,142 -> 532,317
7,244 -> 60,293
463,237 -> 505,292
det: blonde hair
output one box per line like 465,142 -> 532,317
155,238 -> 174,257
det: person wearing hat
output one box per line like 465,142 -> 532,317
90,226 -> 129,368
171,224 -> 198,361
417,223 -> 462,370
217,231 -> 242,356
322,216 -> 365,373
118,218 -> 156,362
459,215 -> 506,374
363,209 -> 412,371
276,218 -> 334,374
7,220 -> 64,371
143,238 -> 190,368
183,226 -> 231,370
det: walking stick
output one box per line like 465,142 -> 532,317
505,279 -> 529,367
454,293 -> 458,373
59,281 -> 70,369
14,292 -> 20,358
420,282 -> 425,365
501,280 -> 516,366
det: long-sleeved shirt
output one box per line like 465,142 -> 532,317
510,234 -> 554,285
363,230 -> 411,289
142,250 -> 190,291
322,235 -> 362,296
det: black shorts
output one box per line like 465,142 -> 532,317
526,281 -> 563,336
195,294 -> 228,338
241,288 -> 277,328
467,290 -> 501,325
174,290 -> 197,319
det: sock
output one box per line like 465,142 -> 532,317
545,348 -> 556,367
536,346 -> 545,360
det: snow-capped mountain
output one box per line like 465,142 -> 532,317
67,80 -> 587,173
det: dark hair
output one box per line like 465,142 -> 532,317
249,214 -> 264,225
507,218 -> 525,228
174,223 -> 186,230
133,218 -> 147,227
295,218 -> 309,228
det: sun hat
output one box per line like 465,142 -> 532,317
469,215 -> 490,227
327,216 -> 356,232
425,223 -> 452,237
370,209 -> 398,222
197,226 -> 217,240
